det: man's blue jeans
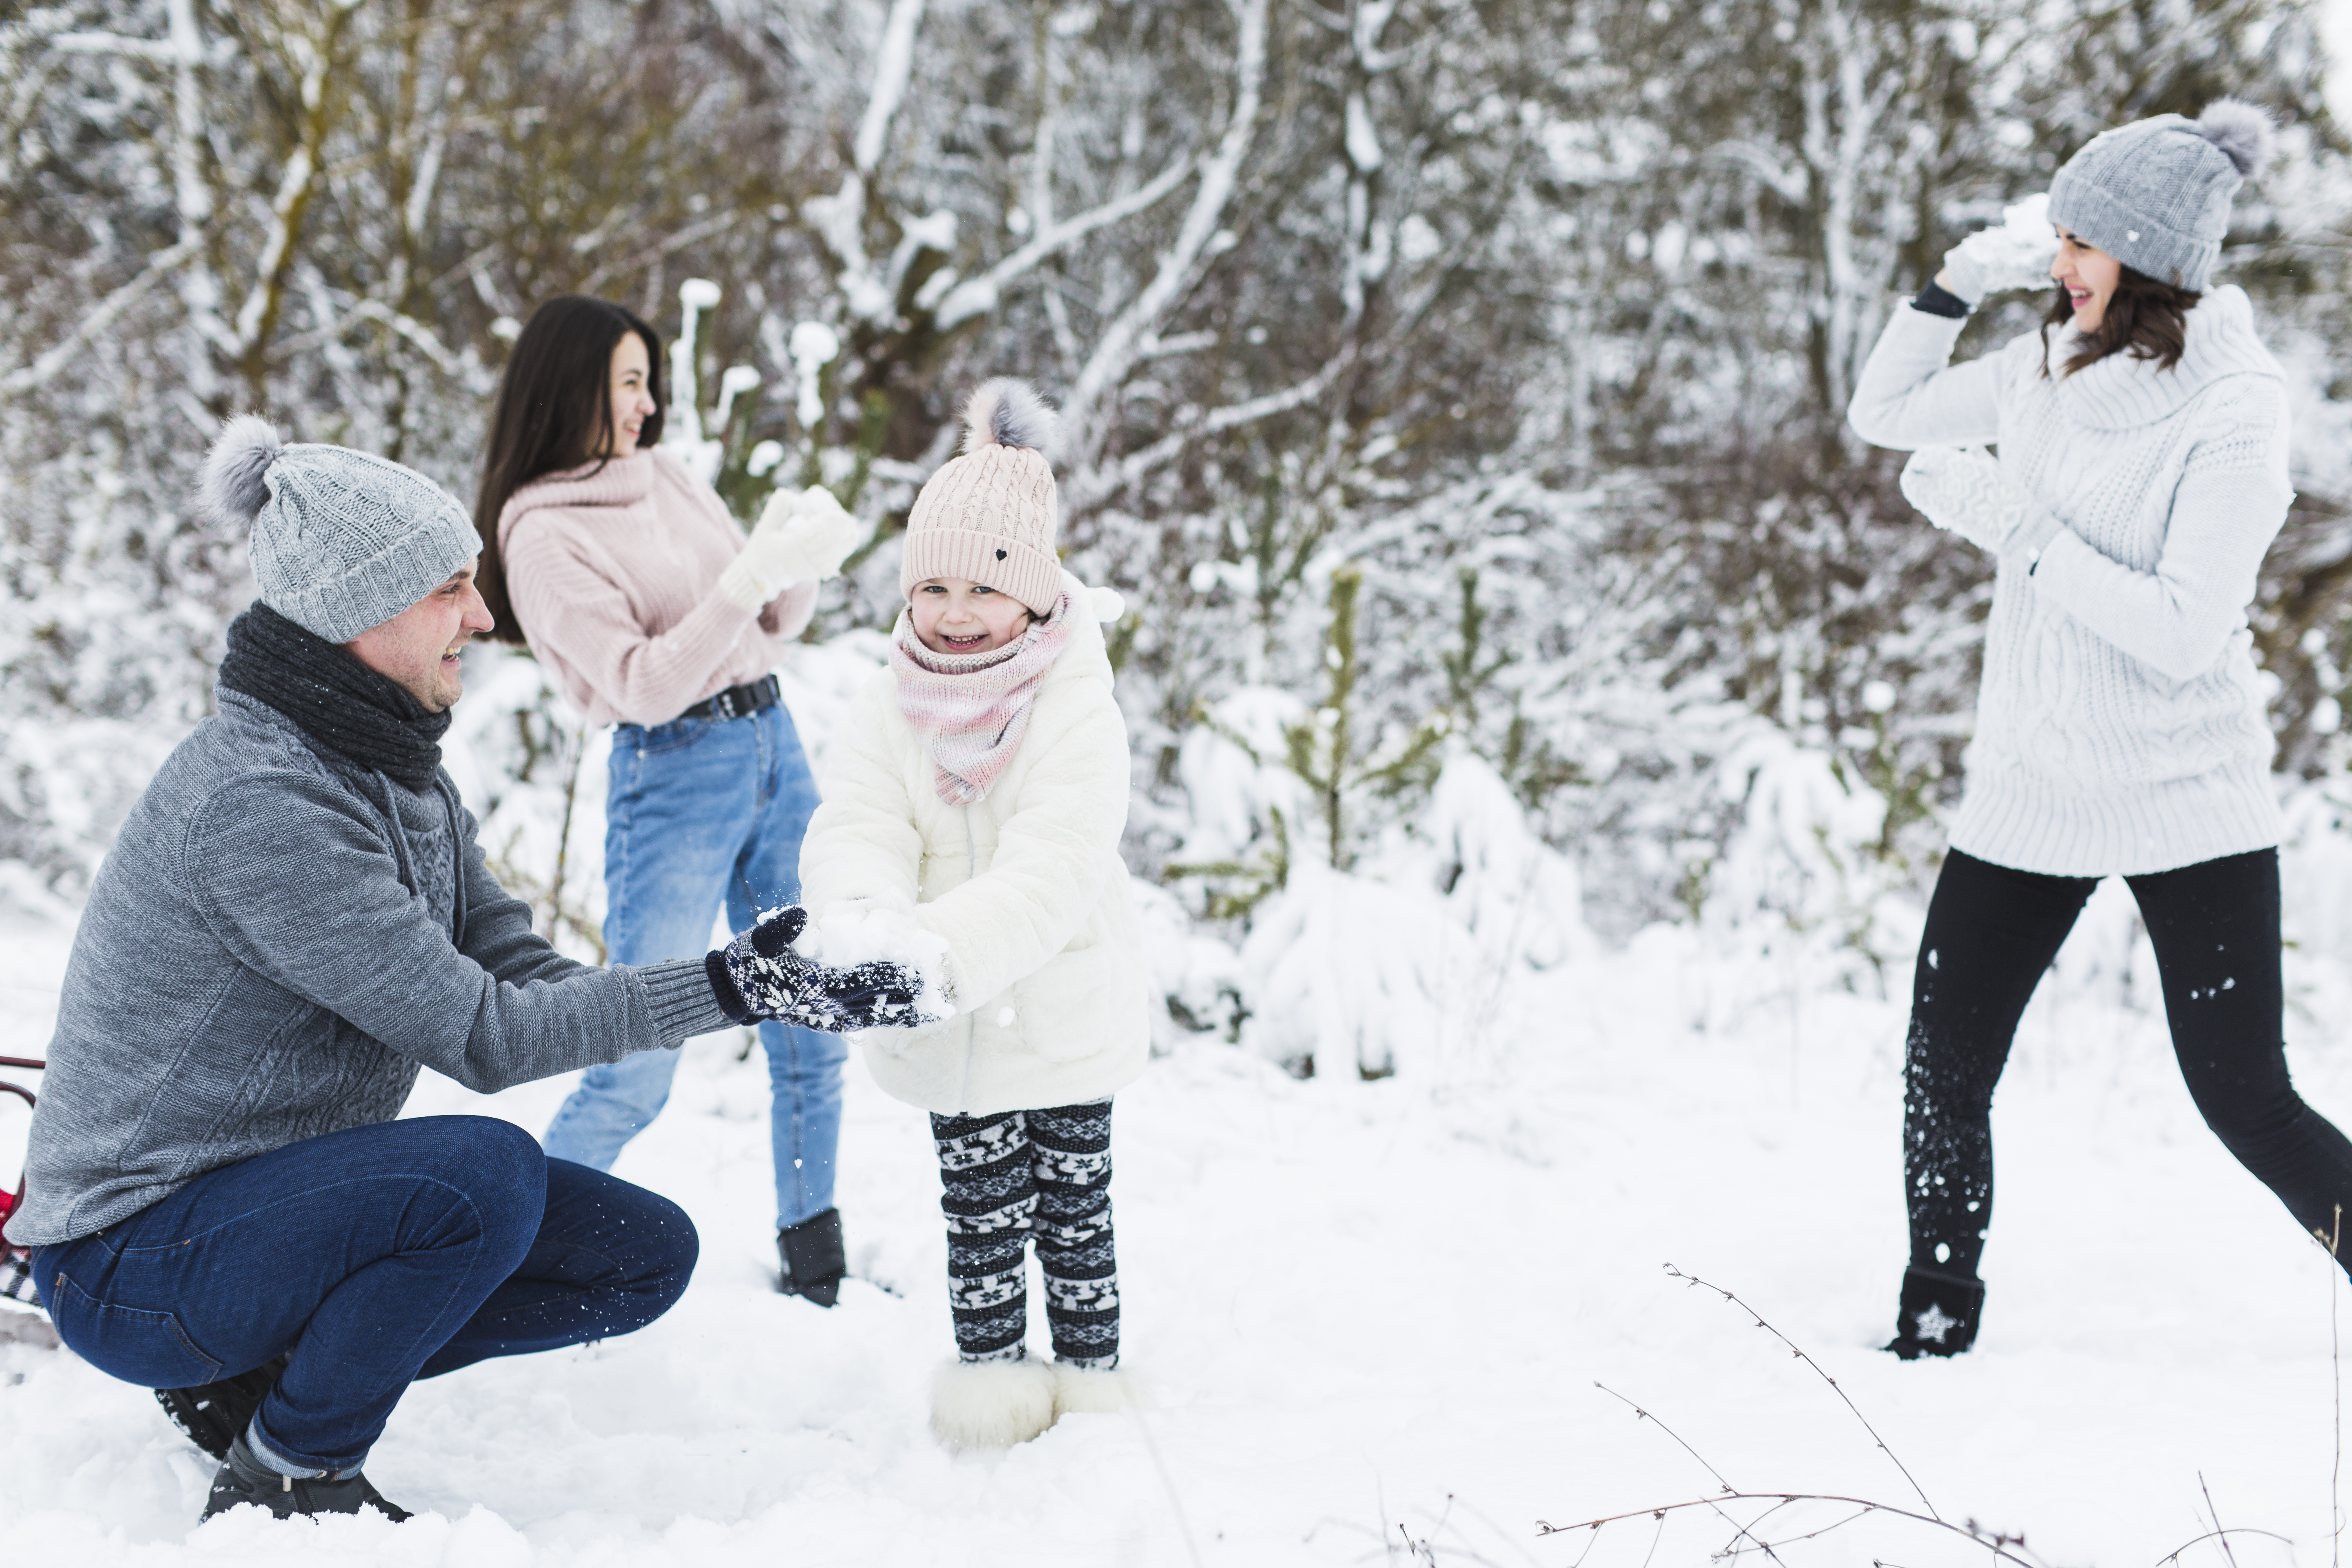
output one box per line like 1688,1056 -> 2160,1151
542,703 -> 847,1230
29,1116 -> 694,1473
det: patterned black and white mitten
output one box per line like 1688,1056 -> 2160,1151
706,906 -> 935,1032
823,962 -> 937,1030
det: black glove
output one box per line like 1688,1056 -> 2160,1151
705,906 -> 936,1032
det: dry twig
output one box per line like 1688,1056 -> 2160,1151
1661,1262 -> 1939,1519
1537,1494 -> 2044,1567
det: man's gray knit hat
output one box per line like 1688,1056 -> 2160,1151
199,414 -> 483,642
2047,99 -> 2275,293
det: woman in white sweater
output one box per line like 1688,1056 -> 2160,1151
1847,100 -> 2352,1357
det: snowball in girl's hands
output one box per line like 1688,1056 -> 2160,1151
911,577 -> 1031,655
798,902 -> 958,1021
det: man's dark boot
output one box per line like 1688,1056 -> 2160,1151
202,1432 -> 411,1522
777,1207 -> 846,1307
1885,1265 -> 1985,1359
158,1354 -> 289,1460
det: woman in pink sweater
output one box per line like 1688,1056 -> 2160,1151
473,295 -> 864,1304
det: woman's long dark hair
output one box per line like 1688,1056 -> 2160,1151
2040,266 -> 2200,380
474,295 -> 665,645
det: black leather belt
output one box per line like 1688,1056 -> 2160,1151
677,673 -> 780,723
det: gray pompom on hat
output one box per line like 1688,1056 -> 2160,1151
900,379 -> 1064,617
200,414 -> 484,643
2047,98 -> 2275,293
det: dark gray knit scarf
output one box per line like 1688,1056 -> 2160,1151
217,601 -> 452,791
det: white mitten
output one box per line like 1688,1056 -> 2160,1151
1938,192 -> 2058,305
717,486 -> 865,609
1898,447 -> 2061,563
762,485 -> 864,581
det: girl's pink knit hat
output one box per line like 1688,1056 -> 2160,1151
901,379 -> 1062,616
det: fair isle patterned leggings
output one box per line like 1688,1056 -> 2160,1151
931,1100 -> 1119,1368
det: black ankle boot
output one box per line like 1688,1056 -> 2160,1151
202,1432 -> 411,1522
1885,1265 -> 1985,1359
778,1207 -> 846,1307
158,1353 -> 289,1460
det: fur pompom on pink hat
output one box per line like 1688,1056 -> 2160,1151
901,379 -> 1062,616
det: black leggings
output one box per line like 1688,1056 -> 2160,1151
1906,846 -> 2352,1281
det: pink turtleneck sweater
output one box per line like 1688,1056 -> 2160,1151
498,448 -> 817,727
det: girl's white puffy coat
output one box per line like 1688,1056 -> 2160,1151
800,572 -> 1147,1116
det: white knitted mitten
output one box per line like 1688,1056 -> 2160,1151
718,486 -> 865,609
1938,193 -> 2058,305
1899,447 -> 2061,563
759,485 -> 863,581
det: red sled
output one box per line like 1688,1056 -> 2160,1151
1,1055 -> 42,1312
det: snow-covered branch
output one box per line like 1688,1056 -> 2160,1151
231,5 -> 361,388
1706,138 -> 1808,205
1339,0 -> 1399,328
853,0 -> 924,177
802,0 -> 930,321
1792,0 -> 1919,410
576,212 -> 742,297
265,296 -> 464,376
49,30 -> 180,63
1064,0 -> 1269,467
2,236 -> 204,394
932,156 -> 1198,331
1070,344 -> 1359,513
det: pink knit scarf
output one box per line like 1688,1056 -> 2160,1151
891,593 -> 1075,804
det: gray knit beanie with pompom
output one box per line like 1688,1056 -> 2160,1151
200,414 -> 483,642
2047,99 -> 2276,292
900,380 -> 1063,616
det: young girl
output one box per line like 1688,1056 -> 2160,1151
796,379 -> 1147,1450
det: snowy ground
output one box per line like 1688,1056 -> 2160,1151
6,888 -> 2352,1568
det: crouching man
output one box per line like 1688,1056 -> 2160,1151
0,418 -> 920,1524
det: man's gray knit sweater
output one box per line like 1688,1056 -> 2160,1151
3,690 -> 731,1246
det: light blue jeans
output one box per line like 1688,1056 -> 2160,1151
541,702 -> 846,1231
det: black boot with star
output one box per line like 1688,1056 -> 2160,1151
1885,1265 -> 1984,1359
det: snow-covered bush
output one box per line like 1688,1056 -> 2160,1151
1699,724 -> 1916,999
1132,878 -> 1247,1050
2278,781 -> 2352,1033
1229,748 -> 1602,1080
1232,862 -> 1473,1080
1163,684 -> 1314,921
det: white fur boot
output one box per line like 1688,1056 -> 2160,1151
1049,1360 -> 1148,1417
929,1356 -> 1060,1452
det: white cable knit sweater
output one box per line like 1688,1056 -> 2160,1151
1847,286 -> 2294,876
